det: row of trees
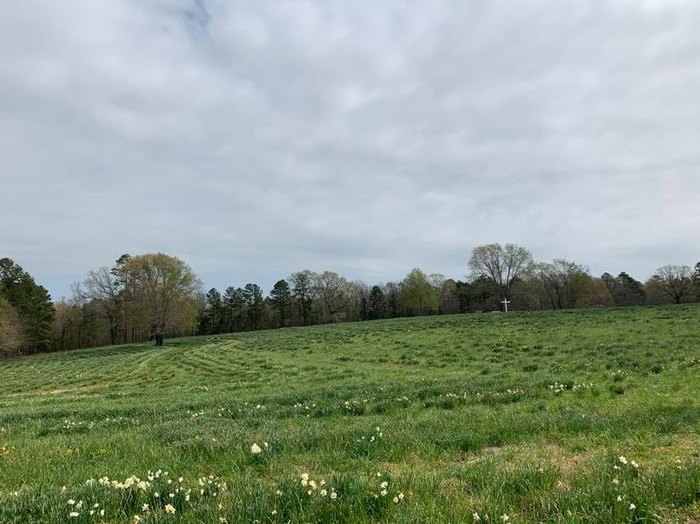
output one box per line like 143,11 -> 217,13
1,247 -> 698,357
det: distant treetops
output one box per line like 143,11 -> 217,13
1,248 -> 698,357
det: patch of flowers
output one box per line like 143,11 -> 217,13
342,399 -> 367,415
355,427 -> 383,444
548,382 -> 594,394
59,469 -> 228,521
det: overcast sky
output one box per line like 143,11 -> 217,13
1,0 -> 698,300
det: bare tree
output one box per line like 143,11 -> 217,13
650,265 -> 694,304
468,243 -> 533,303
533,259 -> 590,309
313,271 -> 350,322
73,266 -> 122,345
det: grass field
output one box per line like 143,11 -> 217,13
0,305 -> 698,523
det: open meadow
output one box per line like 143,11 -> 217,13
0,305 -> 698,523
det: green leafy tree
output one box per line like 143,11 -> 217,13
122,253 -> 201,346
0,258 -> 54,352
402,268 -> 438,315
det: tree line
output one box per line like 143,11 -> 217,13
1,245 -> 698,357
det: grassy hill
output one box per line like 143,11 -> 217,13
0,305 -> 698,523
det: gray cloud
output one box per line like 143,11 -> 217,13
1,0 -> 698,299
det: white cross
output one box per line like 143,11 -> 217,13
501,298 -> 510,312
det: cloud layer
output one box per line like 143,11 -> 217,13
1,0 -> 698,298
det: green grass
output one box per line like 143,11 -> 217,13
0,305 -> 698,523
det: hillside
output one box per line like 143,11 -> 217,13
0,305 -> 699,523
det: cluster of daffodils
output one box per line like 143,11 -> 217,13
197,474 -> 228,498
611,455 -> 640,511
369,473 -> 404,503
504,388 -> 524,396
395,395 -> 410,403
187,409 -> 206,418
293,402 -> 316,410
68,470 -> 228,520
218,407 -> 233,417
61,419 -> 94,430
614,455 -> 639,469
342,399 -> 368,414
548,382 -> 567,394
300,473 -> 338,500
67,499 -> 104,519
548,382 -> 595,394
251,442 -> 269,455
356,427 -> 383,444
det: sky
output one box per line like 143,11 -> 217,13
1,0 -> 698,300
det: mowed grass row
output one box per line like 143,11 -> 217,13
0,305 -> 698,523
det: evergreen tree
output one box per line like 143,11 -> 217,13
368,285 -> 385,319
0,258 -> 54,352
269,280 -> 291,328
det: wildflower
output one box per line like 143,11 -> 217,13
154,492 -> 160,498
501,515 -> 510,522
393,496 -> 399,503
67,499 -> 76,506
165,504 -> 176,514
631,460 -> 639,468
100,510 -> 105,517
473,512 -> 481,521
612,479 -> 619,485
264,442 -> 269,448
380,481 -> 388,489
398,492 -> 404,500
251,443 -> 262,454
272,510 -> 277,515
142,503 -> 150,512
275,490 -> 282,496
320,489 -> 327,497
617,495 -> 622,502
179,477 -> 184,483
330,491 -> 338,500
380,489 -> 388,496
132,516 -> 141,524
629,503 -> 636,511
309,480 -> 317,489
618,456 -> 628,465
69,512 -> 79,518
